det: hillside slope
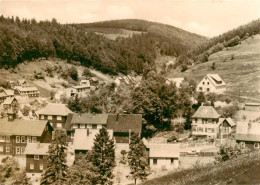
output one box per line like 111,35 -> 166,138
74,19 -> 207,48
168,34 -> 260,100
142,151 -> 260,185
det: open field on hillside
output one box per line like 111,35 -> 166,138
169,34 -> 260,100
141,151 -> 260,185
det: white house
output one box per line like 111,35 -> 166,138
147,143 -> 179,171
192,106 -> 235,139
196,74 -> 226,94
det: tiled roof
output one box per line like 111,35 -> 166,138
107,114 -> 142,133
235,134 -> 260,142
0,119 -> 50,136
3,97 -> 16,105
192,106 -> 220,119
0,91 -> 7,98
24,143 -> 50,155
148,143 -> 180,158
71,113 -> 108,124
3,90 -> 14,96
16,86 -> 38,92
219,117 -> 235,127
37,103 -> 73,116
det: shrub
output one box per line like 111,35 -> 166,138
181,64 -> 188,72
0,79 -> 11,89
68,66 -> 78,81
82,68 -> 92,77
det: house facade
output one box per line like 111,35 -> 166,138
18,79 -> 29,87
235,121 -> 260,150
15,86 -> 40,97
37,103 -> 72,129
0,89 -> 14,104
24,143 -> 50,174
0,116 -> 53,157
196,74 -> 226,94
3,97 -> 18,111
245,103 -> 260,112
144,142 -> 179,171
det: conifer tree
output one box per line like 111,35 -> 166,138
91,128 -> 116,185
127,132 -> 150,185
41,129 -> 68,185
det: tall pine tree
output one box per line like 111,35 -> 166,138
127,132 -> 150,185
41,129 -> 68,185
91,128 -> 116,185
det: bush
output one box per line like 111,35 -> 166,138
21,105 -> 31,116
181,64 -> 188,72
0,79 -> 11,89
68,66 -> 78,81
82,68 -> 92,77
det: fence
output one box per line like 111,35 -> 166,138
180,142 -> 215,149
180,151 -> 216,157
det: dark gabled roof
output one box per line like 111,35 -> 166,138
235,134 -> 260,142
107,114 -> 142,133
192,106 -> 220,119
0,119 -> 51,136
3,97 -> 17,105
37,103 -> 73,116
219,118 -> 236,127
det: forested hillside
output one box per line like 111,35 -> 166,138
0,16 -> 206,75
176,19 -> 260,69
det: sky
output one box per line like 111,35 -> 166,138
0,0 -> 259,37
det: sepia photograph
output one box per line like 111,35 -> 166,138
0,0 -> 260,184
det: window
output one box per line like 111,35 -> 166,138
195,119 -> 197,123
16,147 -> 20,154
34,155 -> 39,160
0,146 -> 3,152
32,137 -> 37,143
48,115 -> 52,120
153,159 -> 157,165
222,127 -> 229,133
27,137 -> 32,143
254,143 -> 259,149
6,136 -> 10,143
39,164 -> 44,171
57,123 -> 62,128
41,115 -> 44,120
203,82 -> 205,85
207,88 -> 210,92
171,158 -> 174,164
57,116 -> 62,121
80,124 -> 85,129
198,127 -> 203,132
30,164 -> 34,170
21,136 -> 26,143
0,135 -> 5,142
16,136 -> 20,143
207,128 -> 214,133
92,124 -> 97,129
192,127 -> 196,132
21,147 -> 25,154
207,82 -> 209,85
6,147 -> 10,153
199,87 -> 202,90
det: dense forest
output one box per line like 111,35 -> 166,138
0,16 -> 206,75
176,19 -> 260,70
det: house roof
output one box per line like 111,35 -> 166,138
0,119 -> 50,136
80,80 -> 90,87
3,90 -> 14,96
3,97 -> 16,105
18,79 -> 27,85
16,86 -> 38,92
70,113 -> 108,125
219,117 -> 235,127
148,143 -> 180,158
245,103 -> 260,106
192,106 -> 220,119
107,114 -> 142,133
73,129 -> 113,151
37,103 -> 72,116
235,134 -> 260,142
206,74 -> 226,87
24,143 -> 50,155
73,85 -> 90,89
0,91 -> 7,98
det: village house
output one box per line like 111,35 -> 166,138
73,128 -> 114,158
245,103 -> 260,112
37,103 -> 72,129
107,114 -> 142,143
66,113 -> 108,140
3,97 -> 18,111
15,86 -> 40,97
196,74 -> 226,94
144,141 -> 180,171
191,106 -> 234,139
0,89 -> 15,103
166,78 -> 184,88
235,121 -> 260,150
0,113 -> 53,157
